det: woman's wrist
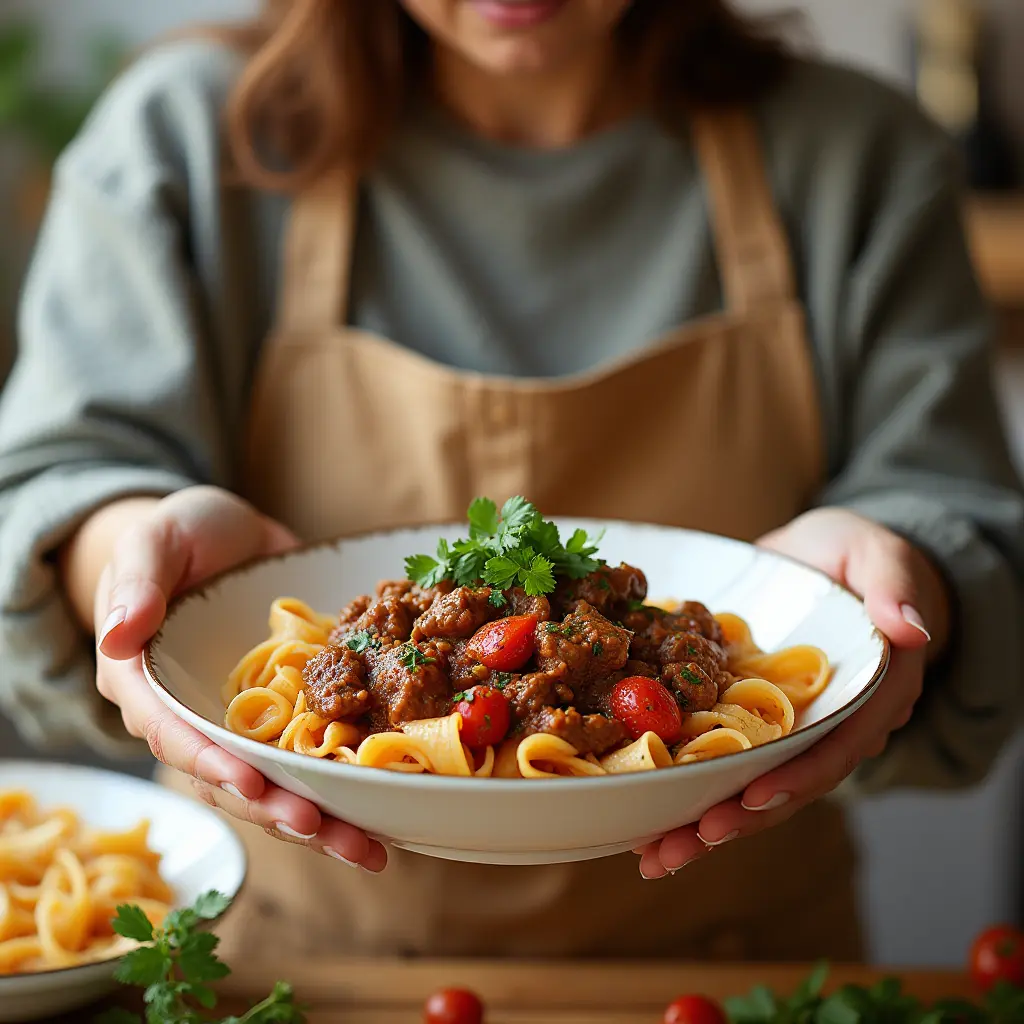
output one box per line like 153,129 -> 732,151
58,496 -> 164,633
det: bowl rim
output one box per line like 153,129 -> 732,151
0,759 -> 248,983
143,517 -> 891,792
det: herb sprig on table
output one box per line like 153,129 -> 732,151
725,962 -> 1024,1024
405,496 -> 603,597
96,892 -> 304,1024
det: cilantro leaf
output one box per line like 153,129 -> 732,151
483,555 -> 521,591
399,644 -> 436,670
526,518 -> 561,557
192,889 -> 230,922
405,553 -> 445,589
114,945 -> 168,987
467,497 -> 500,539
345,630 -> 380,654
489,590 -> 507,608
177,930 -> 229,982
111,903 -> 155,943
499,495 -> 538,533
518,554 -> 555,597
564,527 -> 591,554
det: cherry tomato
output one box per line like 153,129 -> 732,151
610,675 -> 683,744
467,614 -> 536,671
969,924 -> 1024,991
455,686 -> 511,749
424,987 -> 484,1024
663,995 -> 728,1024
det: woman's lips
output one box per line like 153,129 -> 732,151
470,0 -> 569,30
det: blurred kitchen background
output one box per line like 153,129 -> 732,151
1,0 -> 1022,969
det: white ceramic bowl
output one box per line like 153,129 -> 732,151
0,761 -> 247,1023
145,520 -> 888,866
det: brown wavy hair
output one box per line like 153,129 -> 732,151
216,0 -> 790,191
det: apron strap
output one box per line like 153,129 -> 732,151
274,167 -> 358,336
691,109 -> 796,313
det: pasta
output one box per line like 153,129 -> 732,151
224,588 -> 832,780
0,792 -> 173,974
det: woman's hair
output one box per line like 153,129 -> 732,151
215,0 -> 790,191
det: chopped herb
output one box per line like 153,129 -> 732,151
483,714 -> 492,729
454,689 -> 474,704
405,495 -> 603,595
627,599 -> 648,612
399,644 -> 436,671
597,576 -> 611,591
681,667 -> 702,687
592,642 -> 603,657
489,590 -> 508,608
492,672 -> 514,690
687,644 -> 698,657
345,630 -> 380,654
545,623 -> 564,635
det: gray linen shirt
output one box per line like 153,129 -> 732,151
1,41 -> 1021,788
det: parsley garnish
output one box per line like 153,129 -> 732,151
687,644 -> 698,657
453,690 -> 473,703
345,630 -> 380,654
398,644 -> 436,671
405,496 -> 603,598
681,667 -> 702,687
97,892 -> 304,1024
491,672 -> 514,690
592,642 -> 603,657
725,962 -> 1024,1024
545,623 -> 564,635
489,590 -> 508,608
626,600 -> 648,612
597,576 -> 611,591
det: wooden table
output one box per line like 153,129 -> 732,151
65,959 -> 977,1023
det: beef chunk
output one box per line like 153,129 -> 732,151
412,586 -> 498,640
506,587 -> 551,621
553,563 -> 647,615
624,604 -> 722,665
676,601 -> 724,647
302,645 -> 373,720
505,671 -> 574,722
330,596 -> 412,647
535,601 -> 631,687
329,595 -> 372,641
658,632 -> 728,686
368,641 -> 451,727
448,638 -> 492,689
376,578 -> 455,616
522,706 -> 627,757
662,661 -> 718,712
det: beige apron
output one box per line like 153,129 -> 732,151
185,109 -> 864,961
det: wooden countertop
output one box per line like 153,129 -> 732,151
966,195 -> 1024,307
69,959 -> 979,1023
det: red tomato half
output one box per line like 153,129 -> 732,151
663,995 -> 728,1024
455,686 -> 511,749
969,924 -> 1024,991
424,987 -> 484,1024
610,676 -> 683,744
467,615 -> 536,671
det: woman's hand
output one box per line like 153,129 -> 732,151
637,507 -> 951,880
87,485 -> 387,871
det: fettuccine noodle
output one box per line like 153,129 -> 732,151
0,792 -> 173,974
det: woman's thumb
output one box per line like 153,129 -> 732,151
847,537 -> 932,651
97,519 -> 187,661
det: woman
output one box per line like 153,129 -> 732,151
1,0 -> 1022,961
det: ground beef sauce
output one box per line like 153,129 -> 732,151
302,555 -> 733,761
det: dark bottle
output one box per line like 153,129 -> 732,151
912,0 -> 1017,191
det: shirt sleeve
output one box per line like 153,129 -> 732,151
0,46 -> 239,754
818,130 -> 1024,791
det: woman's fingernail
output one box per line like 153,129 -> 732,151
667,855 -> 703,875
900,604 -> 931,642
700,829 -> 739,848
639,864 -> 666,881
275,822 -> 317,840
324,846 -> 363,869
220,783 -> 246,801
98,606 -> 127,648
741,792 -> 791,812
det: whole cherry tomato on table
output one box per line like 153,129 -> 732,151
969,924 -> 1024,991
663,994 -> 729,1024
455,685 -> 511,749
467,614 -> 536,671
424,987 -> 485,1024
610,675 -> 683,744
